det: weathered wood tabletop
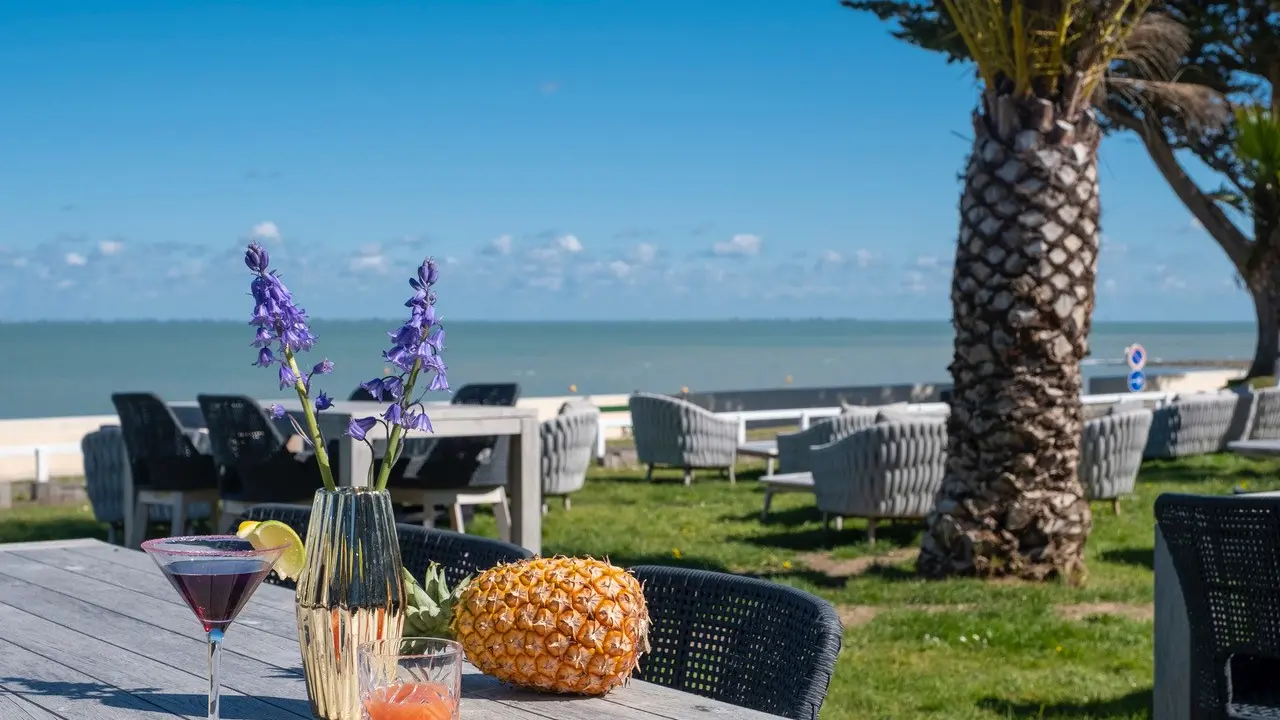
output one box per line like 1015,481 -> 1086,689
0,539 -> 781,719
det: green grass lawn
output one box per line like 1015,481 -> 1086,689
3,453 -> 1273,719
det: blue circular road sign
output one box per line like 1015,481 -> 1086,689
1126,344 -> 1147,371
1128,370 -> 1146,393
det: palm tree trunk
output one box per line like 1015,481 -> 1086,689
1247,283 -> 1279,379
919,93 -> 1097,582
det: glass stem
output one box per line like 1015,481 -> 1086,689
207,628 -> 224,720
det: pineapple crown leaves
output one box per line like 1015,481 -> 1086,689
402,563 -> 471,641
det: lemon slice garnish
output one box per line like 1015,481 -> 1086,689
237,520 -> 306,581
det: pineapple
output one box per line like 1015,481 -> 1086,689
406,556 -> 651,696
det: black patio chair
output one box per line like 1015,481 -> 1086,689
387,383 -> 521,534
396,522 -> 532,588
236,504 -> 531,590
1155,493 -> 1280,719
628,565 -> 843,720
110,392 -> 220,545
197,394 -> 334,529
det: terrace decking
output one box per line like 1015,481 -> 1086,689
0,538 -> 785,719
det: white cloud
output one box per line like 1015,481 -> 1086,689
855,249 -> 875,268
250,221 -> 281,242
915,255 -> 939,268
902,271 -> 928,293
1162,275 -> 1187,290
632,242 -> 657,264
64,252 -> 87,266
55,279 -> 75,289
609,260 -> 632,278
819,250 -> 845,265
12,257 -> 27,268
484,234 -> 513,256
348,244 -> 389,274
98,239 -> 124,256
556,235 -> 583,253
712,234 -> 761,257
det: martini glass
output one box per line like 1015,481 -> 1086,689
143,535 -> 286,720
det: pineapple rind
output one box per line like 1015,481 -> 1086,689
452,556 -> 651,696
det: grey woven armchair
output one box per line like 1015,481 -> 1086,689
81,425 -> 213,545
808,418 -> 947,542
628,393 -> 738,485
1144,393 -> 1239,459
540,403 -> 599,511
1247,387 -> 1280,440
1079,409 -> 1153,514
775,408 -> 878,475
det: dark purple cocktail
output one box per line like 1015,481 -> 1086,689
143,535 -> 285,720
160,556 -> 275,631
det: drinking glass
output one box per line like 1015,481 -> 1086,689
358,638 -> 463,720
142,535 -> 286,720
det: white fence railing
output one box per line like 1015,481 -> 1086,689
0,443 -> 82,484
594,390 -> 1178,461
0,390 -> 1185,477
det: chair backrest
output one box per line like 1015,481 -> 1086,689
628,565 -> 842,720
396,523 -> 533,587
238,503 -> 313,589
110,392 -> 201,468
540,409 -> 599,496
396,383 -> 522,489
1155,493 -> 1280,718
197,394 -> 288,470
81,425 -> 128,526
628,393 -> 705,465
451,383 -> 520,407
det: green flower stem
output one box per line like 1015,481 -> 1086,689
374,356 -> 424,492
284,350 -> 337,492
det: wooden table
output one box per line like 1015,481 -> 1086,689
167,400 -> 544,555
0,539 -> 783,719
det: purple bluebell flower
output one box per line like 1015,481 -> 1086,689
403,410 -> 433,432
269,403 -> 286,419
383,403 -> 402,424
360,377 -> 387,401
347,417 -> 378,441
254,348 -> 275,367
253,327 -> 273,348
278,364 -> 297,390
312,358 -> 334,376
244,243 -> 270,272
382,376 -> 404,400
315,392 -> 333,411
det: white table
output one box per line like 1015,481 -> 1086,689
167,399 -> 544,554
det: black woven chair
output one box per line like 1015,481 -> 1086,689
628,565 -> 842,720
1155,493 -> 1280,720
396,522 -> 532,587
238,503 -> 313,588
197,394 -> 334,530
388,383 -> 521,534
111,392 -> 220,545
235,505 -> 531,590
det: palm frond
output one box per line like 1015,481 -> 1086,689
1235,104 -> 1280,187
940,0 -> 1156,107
1105,77 -> 1229,135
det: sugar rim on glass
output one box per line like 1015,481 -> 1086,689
358,637 -> 464,660
141,534 -> 289,557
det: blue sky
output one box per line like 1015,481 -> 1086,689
0,0 -> 1252,322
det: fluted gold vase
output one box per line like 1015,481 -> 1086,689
296,487 -> 406,720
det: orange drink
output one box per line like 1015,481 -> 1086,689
363,682 -> 457,720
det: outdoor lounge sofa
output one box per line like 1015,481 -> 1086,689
629,393 -> 738,485
1144,393 -> 1238,459
807,417 -> 947,542
540,400 -> 599,511
1079,408 -> 1153,513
